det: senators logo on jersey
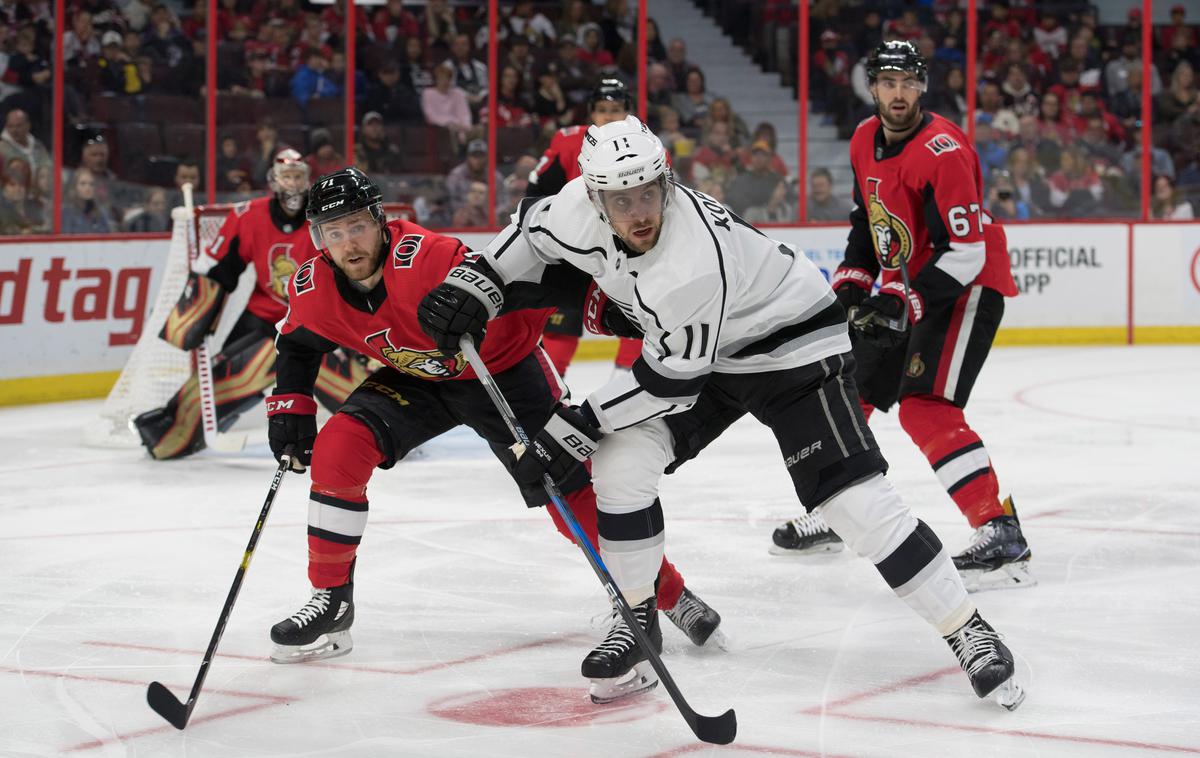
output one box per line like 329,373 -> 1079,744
269,244 -> 298,300
364,329 -> 466,379
866,177 -> 913,270
392,234 -> 424,269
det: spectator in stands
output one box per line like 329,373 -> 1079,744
807,167 -> 850,221
978,80 -> 1019,137
495,64 -> 534,129
504,35 -> 537,97
450,180 -> 489,227
1007,145 -> 1050,216
0,168 -> 44,235
1032,12 -> 1067,59
62,168 -> 116,234
813,30 -> 851,118
600,0 -> 635,55
854,10 -> 884,60
740,122 -> 788,176
1037,90 -> 1073,144
974,118 -> 1010,179
656,105 -> 690,158
646,62 -> 674,113
1160,5 -> 1197,51
1166,103 -> 1200,188
557,0 -> 590,42
7,26 -> 50,92
987,169 -> 1030,221
645,18 -> 667,63
1000,64 -> 1039,117
885,7 -> 923,42
304,128 -> 344,177
1157,13 -> 1199,77
76,134 -> 122,217
168,160 -> 202,209
291,49 -> 340,107
422,62 -> 473,146
1063,33 -> 1101,89
1110,66 -> 1145,130
554,37 -> 592,105
446,138 -> 502,206
692,120 -> 738,187
501,154 -> 537,215
354,111 -> 403,174
982,1 -> 1020,42
532,63 -> 572,131
504,0 -> 555,47
97,30 -> 140,95
673,68 -> 713,130
250,121 -> 284,188
290,15 -> 332,69
664,38 -> 695,92
727,140 -> 787,222
225,50 -> 275,98
372,0 -> 419,45
124,187 -> 170,232
1122,122 -> 1175,187
1106,36 -> 1160,100
704,97 -> 749,149
577,23 -> 614,70
216,135 -> 251,192
422,0 -> 457,50
63,10 -> 100,66
443,33 -> 488,113
1047,147 -> 1103,216
1076,91 -> 1126,146
1151,174 -> 1194,220
1049,59 -> 1085,117
364,61 -> 423,125
0,109 -> 49,180
1156,61 -> 1196,127
927,66 -> 967,125
402,36 -> 434,92
143,4 -> 196,93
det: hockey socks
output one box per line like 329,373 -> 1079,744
540,332 -> 580,377
307,415 -> 383,588
898,395 -> 1004,528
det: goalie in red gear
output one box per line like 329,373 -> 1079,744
527,78 -> 643,376
265,167 -> 723,673
770,41 -> 1033,593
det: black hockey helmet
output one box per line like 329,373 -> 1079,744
866,40 -> 927,84
306,166 -> 385,250
587,78 -> 632,113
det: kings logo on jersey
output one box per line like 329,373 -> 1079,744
269,244 -> 299,301
364,329 -> 466,379
866,177 -> 913,270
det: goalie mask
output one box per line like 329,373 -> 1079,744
268,148 -> 311,215
578,115 -> 672,226
305,166 -> 385,252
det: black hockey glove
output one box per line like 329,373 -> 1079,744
830,265 -> 873,313
847,282 -> 925,349
583,280 -> 644,339
266,393 -> 317,472
417,259 -> 505,355
514,404 -> 604,486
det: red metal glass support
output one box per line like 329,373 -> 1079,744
798,0 -> 809,223
1140,0 -> 1152,221
206,0 -> 216,204
346,0 -> 357,165
637,2 -> 647,121
487,0 -> 498,225
966,0 -> 977,144
52,0 -> 64,233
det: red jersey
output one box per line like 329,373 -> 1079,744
843,112 -> 1016,315
276,219 -> 551,393
527,125 -> 586,197
204,196 -> 315,324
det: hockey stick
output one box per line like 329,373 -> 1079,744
883,251 -> 914,333
146,448 -> 292,729
460,336 -> 737,746
182,183 -> 246,454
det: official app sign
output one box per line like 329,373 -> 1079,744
1002,224 -> 1128,329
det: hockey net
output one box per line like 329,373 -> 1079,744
84,201 -> 415,448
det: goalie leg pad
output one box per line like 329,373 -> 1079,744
307,414 -> 384,588
314,350 -> 372,411
158,271 -> 227,351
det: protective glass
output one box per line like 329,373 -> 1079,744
309,208 -> 377,251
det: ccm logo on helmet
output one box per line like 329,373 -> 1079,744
320,199 -> 345,212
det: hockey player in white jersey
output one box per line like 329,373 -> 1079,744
418,116 -> 1025,710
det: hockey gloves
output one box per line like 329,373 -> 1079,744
417,260 -> 505,355
847,282 -> 925,349
266,393 -> 317,472
514,404 -> 604,486
583,281 -> 644,339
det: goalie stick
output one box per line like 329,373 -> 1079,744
459,336 -> 737,745
146,449 -> 292,729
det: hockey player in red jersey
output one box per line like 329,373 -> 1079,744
266,168 -> 722,690
133,149 -> 367,459
527,78 -> 643,376
770,41 -> 1033,593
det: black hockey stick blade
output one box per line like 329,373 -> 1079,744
147,681 -> 191,730
691,707 -> 737,745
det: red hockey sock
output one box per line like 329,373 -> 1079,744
547,485 -> 685,609
898,395 -> 1003,528
307,415 -> 384,588
614,338 -> 642,369
859,399 -> 875,423
540,332 -> 579,377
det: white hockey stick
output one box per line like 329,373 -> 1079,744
182,183 -> 246,453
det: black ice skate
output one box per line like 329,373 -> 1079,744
769,510 -> 844,555
270,583 -> 354,664
582,597 -> 661,704
952,497 -> 1035,592
664,587 -> 726,648
944,611 -> 1025,711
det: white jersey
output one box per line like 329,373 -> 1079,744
482,177 -> 851,433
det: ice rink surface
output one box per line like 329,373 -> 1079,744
2,345 -> 1198,757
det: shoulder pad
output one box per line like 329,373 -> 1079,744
233,200 -> 252,217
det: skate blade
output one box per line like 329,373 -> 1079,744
588,661 -> 659,704
993,677 -> 1026,711
270,631 -> 352,664
706,627 -> 730,651
768,540 -> 845,557
959,560 -> 1037,593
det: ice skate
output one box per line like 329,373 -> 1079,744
769,510 -> 844,555
944,610 -> 1025,710
270,583 -> 354,663
953,497 -> 1035,592
664,587 -> 726,649
582,597 -> 661,704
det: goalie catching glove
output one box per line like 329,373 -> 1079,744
267,393 -> 316,472
417,258 -> 505,354
514,404 -> 604,486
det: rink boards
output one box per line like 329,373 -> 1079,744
1,221 -> 1198,405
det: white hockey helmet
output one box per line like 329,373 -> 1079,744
268,148 -> 311,214
578,115 -> 671,222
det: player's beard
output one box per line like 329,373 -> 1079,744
337,244 -> 383,285
877,98 -> 922,133
616,216 -> 663,253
